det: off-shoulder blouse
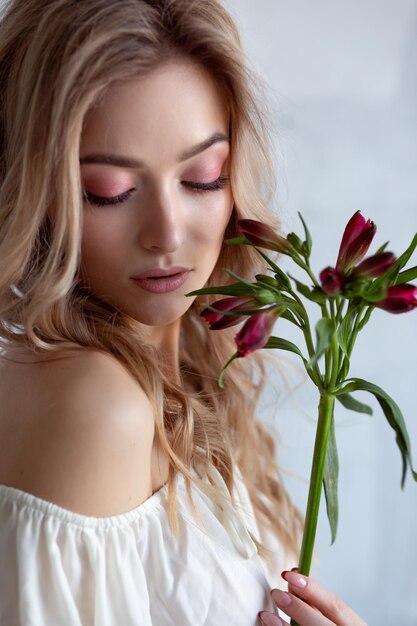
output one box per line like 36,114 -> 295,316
0,461 -> 290,625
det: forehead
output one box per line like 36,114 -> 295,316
80,59 -> 230,161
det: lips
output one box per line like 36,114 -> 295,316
131,269 -> 191,294
132,266 -> 191,279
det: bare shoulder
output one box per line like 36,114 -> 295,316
0,348 -> 156,516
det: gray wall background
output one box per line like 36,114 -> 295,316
224,1 -> 417,625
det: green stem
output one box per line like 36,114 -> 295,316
290,392 -> 336,626
289,291 -> 323,387
293,256 -> 320,287
346,303 -> 365,357
290,310 -> 340,626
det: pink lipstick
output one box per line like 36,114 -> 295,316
131,267 -> 191,293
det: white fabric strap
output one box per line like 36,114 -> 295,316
203,462 -> 258,559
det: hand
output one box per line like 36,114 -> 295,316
258,569 -> 368,626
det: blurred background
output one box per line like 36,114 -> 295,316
223,1 -> 417,624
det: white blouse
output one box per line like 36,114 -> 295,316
0,462 -> 291,626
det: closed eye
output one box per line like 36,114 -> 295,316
83,189 -> 135,206
83,175 -> 229,206
182,175 -> 229,193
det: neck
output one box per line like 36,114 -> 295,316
122,314 -> 181,385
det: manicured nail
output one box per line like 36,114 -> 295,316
281,570 -> 307,588
258,611 -> 282,626
271,588 -> 292,607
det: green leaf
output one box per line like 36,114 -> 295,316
255,274 -> 280,290
202,303 -> 258,318
356,306 -> 374,332
337,303 -> 361,355
270,296 -> 306,324
338,378 -> 417,487
223,268 -> 256,287
264,336 -> 308,365
336,392 -> 373,415
309,287 -> 328,305
287,273 -> 313,298
307,318 -> 335,368
372,233 -> 417,290
374,240 -> 390,254
252,247 -> 292,290
336,354 -> 350,386
280,308 -> 302,327
185,282 -> 256,297
273,269 -> 292,292
323,412 -> 339,545
362,283 -> 389,302
287,274 -> 327,305
395,265 -> 417,285
298,211 -> 312,258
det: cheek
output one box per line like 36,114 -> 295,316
80,214 -> 125,274
191,193 -> 234,246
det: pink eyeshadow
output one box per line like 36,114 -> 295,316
184,156 -> 228,183
82,171 -> 134,197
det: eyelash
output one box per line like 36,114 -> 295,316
83,175 -> 229,206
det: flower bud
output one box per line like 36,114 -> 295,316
336,210 -> 376,271
373,284 -> 417,314
234,307 -> 278,357
350,252 -> 396,279
237,219 -> 291,254
319,266 -> 345,296
200,296 -> 256,330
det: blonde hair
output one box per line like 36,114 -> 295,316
0,0 -> 303,564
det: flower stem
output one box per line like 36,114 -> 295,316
290,391 -> 335,626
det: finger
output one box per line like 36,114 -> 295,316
258,611 -> 286,626
270,587 -> 334,626
278,570 -> 367,626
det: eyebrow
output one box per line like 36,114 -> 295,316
79,132 -> 230,168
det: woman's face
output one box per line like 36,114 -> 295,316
79,59 -> 233,328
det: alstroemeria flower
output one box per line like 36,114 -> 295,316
319,266 -> 346,296
200,296 -> 258,330
350,252 -> 396,280
336,210 -> 376,271
237,219 -> 291,253
235,307 -> 278,357
373,284 -> 417,314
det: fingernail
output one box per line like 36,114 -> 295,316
258,611 -> 282,626
281,570 -> 307,588
271,588 -> 292,607
291,567 -> 299,572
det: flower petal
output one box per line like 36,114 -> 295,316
373,284 -> 417,314
237,219 -> 291,253
350,252 -> 396,279
234,308 -> 278,357
336,211 -> 376,270
319,266 -> 345,295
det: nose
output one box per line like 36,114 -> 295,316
137,184 -> 183,253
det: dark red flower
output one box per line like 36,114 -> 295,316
234,308 -> 278,357
319,266 -> 346,296
373,284 -> 417,314
237,219 -> 291,253
349,252 -> 396,279
200,296 -> 257,330
336,211 -> 376,271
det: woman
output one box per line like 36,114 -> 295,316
0,0 -> 367,624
